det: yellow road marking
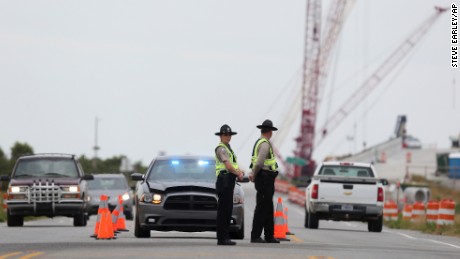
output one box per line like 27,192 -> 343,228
308,256 -> 335,259
0,252 -> 22,259
288,234 -> 304,243
18,252 -> 44,259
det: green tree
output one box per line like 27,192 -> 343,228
0,146 -> 10,192
10,142 -> 34,162
102,156 -> 123,173
0,147 -> 10,176
78,155 -> 93,174
133,161 -> 148,174
79,155 -> 125,174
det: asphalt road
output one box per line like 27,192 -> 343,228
1,184 -> 459,259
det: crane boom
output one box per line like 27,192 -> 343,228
291,0 -> 353,177
295,0 -> 322,168
315,7 -> 447,148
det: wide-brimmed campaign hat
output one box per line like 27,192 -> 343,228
215,124 -> 238,136
256,119 -> 278,131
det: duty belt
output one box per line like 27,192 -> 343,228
219,170 -> 229,175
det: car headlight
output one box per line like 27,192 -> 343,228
121,192 -> 130,201
62,186 -> 80,193
141,193 -> 162,204
61,186 -> 81,199
8,186 -> 28,200
141,193 -> 153,203
152,194 -> 162,204
10,186 -> 27,193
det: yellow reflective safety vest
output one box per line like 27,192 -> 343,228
215,143 -> 239,176
250,138 -> 278,171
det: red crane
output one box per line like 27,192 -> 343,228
292,0 -> 354,178
291,5 -> 447,178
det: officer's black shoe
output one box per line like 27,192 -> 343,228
250,237 -> 267,243
217,239 -> 236,246
265,237 -> 280,243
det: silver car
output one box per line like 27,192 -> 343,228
86,174 -> 134,220
132,155 -> 247,239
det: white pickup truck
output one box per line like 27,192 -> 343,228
304,161 -> 388,232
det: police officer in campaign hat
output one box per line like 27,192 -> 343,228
215,124 -> 244,246
249,119 -> 280,243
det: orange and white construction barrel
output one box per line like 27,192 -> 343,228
426,200 -> 439,224
437,199 -> 456,226
411,202 -> 426,222
383,201 -> 398,221
402,204 -> 413,221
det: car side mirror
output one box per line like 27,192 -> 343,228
237,175 -> 250,183
131,173 -> 144,181
82,175 -> 94,180
380,178 -> 388,186
0,175 -> 11,182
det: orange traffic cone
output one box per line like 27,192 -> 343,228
97,210 -> 115,240
111,200 -> 121,233
115,195 -> 129,232
91,195 -> 108,238
284,207 -> 294,235
273,197 -> 290,241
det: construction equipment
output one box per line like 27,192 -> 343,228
274,0 -> 355,177
284,4 -> 447,178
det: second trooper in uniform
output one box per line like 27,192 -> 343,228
249,119 -> 280,243
214,124 -> 244,246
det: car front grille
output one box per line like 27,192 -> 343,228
162,219 -> 216,225
30,183 -> 60,203
164,195 -> 217,211
165,186 -> 215,194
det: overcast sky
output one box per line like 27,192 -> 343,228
1,0 -> 458,170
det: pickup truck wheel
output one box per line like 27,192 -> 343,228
308,212 -> 319,229
304,209 -> 310,228
229,219 -> 244,240
134,212 -> 151,238
73,213 -> 87,227
7,210 -> 24,227
368,216 -> 383,232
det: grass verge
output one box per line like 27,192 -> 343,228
385,215 -> 460,237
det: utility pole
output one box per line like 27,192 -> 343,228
93,117 -> 100,159
92,117 -> 100,170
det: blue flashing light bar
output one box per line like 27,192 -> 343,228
171,160 -> 180,165
198,160 -> 209,165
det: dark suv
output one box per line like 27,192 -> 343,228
0,153 -> 94,227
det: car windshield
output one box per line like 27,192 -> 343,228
14,158 -> 79,178
88,177 -> 128,190
147,159 -> 215,182
319,166 -> 374,178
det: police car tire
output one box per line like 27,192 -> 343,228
134,212 -> 151,238
229,219 -> 244,240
